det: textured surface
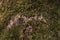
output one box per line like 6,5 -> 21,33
0,0 -> 60,40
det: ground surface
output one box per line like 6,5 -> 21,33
0,0 -> 60,40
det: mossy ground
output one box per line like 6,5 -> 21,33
0,0 -> 60,40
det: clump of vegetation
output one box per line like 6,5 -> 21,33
0,0 -> 60,40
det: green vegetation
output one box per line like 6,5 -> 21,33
0,0 -> 60,40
